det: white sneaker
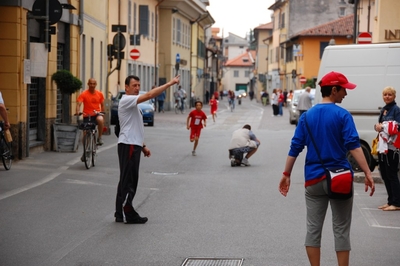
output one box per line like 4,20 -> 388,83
241,157 -> 250,166
192,150 -> 196,156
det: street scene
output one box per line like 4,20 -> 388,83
1,99 -> 399,266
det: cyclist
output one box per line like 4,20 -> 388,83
177,85 -> 187,112
76,78 -> 105,145
0,92 -> 10,130
228,90 -> 235,110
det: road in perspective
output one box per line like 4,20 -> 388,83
1,98 -> 399,266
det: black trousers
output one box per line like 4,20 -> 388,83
115,143 -> 142,220
378,150 -> 400,207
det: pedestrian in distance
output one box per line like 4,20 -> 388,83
115,74 -> 180,224
374,86 -> 400,211
278,88 -> 284,116
205,90 -> 210,104
0,91 -> 10,130
271,88 -> 279,116
157,90 -> 166,113
279,71 -> 375,266
178,85 -> 187,113
76,78 -> 105,146
298,87 -> 313,117
209,94 -> 218,122
186,100 -> 207,156
228,124 -> 260,166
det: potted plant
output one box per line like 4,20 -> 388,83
51,69 -> 82,95
51,70 -> 82,151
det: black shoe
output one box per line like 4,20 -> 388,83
125,215 -> 148,224
115,217 -> 124,223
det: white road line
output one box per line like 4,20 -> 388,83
0,172 -> 60,201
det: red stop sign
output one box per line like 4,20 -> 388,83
130,49 -> 140,60
300,76 -> 307,84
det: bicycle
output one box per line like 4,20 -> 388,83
76,111 -> 104,169
0,121 -> 13,170
174,98 -> 185,114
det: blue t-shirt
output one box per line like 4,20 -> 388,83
289,103 -> 360,184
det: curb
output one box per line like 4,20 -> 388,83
354,172 -> 383,184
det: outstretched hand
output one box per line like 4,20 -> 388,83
171,75 -> 180,85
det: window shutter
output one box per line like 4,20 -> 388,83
139,5 -> 149,36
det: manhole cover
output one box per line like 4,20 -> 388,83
181,258 -> 243,266
151,172 -> 179,176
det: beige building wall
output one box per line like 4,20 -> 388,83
80,0 -> 108,94
374,0 -> 400,43
108,0 -> 158,99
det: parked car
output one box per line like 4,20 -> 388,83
111,91 -> 155,126
288,88 -> 316,125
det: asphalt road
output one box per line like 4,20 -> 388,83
1,98 -> 399,266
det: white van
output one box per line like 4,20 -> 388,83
316,43 -> 400,171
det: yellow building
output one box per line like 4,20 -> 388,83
0,0 -> 84,159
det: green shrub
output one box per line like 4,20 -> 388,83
51,70 -> 82,95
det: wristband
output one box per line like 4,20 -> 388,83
283,171 -> 291,177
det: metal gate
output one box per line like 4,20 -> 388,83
28,77 -> 39,145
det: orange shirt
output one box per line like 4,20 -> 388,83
77,90 -> 104,117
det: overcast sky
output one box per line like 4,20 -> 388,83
207,0 -> 276,38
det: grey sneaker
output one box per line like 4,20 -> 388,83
97,138 -> 103,145
241,157 -> 250,166
192,150 -> 196,156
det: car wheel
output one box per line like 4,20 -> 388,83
346,142 -> 376,172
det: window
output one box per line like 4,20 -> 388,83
245,70 -> 250,78
139,5 -> 149,36
280,13 -> 285,28
90,37 -> 94,78
286,46 -> 293,62
234,70 -> 239,77
320,42 -> 329,59
176,19 -> 181,44
275,47 -> 279,62
339,7 -> 346,16
197,39 -> 205,58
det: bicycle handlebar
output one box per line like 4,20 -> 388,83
75,111 -> 105,116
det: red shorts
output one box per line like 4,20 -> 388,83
190,127 -> 202,140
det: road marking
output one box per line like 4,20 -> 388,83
0,172 -> 60,201
357,202 -> 400,230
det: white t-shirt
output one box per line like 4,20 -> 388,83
118,95 -> 144,146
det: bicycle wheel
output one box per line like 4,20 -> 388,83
83,133 -> 92,169
174,104 -> 179,114
1,138 -> 12,170
91,133 -> 97,167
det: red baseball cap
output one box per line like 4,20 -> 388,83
318,71 -> 357,89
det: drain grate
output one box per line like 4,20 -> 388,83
181,258 -> 243,266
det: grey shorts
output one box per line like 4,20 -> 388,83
304,179 -> 353,251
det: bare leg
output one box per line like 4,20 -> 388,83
306,246 -> 320,266
97,115 -> 104,139
245,148 -> 257,159
336,251 -> 350,266
193,138 -> 199,151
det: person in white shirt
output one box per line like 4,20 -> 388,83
115,74 -> 180,224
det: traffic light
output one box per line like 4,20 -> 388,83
292,69 -> 297,79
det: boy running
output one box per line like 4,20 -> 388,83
187,101 -> 207,156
